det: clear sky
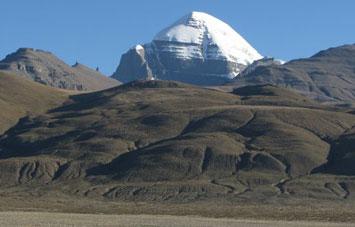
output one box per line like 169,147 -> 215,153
1,0 -> 354,75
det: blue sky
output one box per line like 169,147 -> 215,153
1,0 -> 354,75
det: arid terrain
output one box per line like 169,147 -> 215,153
1,70 -> 355,226
0,78 -> 355,224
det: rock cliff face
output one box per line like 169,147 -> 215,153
229,44 -> 355,102
113,45 -> 153,82
0,48 -> 120,91
112,12 -> 262,85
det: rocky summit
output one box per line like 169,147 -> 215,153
0,48 -> 120,91
112,12 -> 262,85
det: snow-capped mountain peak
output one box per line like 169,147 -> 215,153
154,11 -> 262,65
113,12 -> 263,85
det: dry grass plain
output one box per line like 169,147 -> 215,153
0,192 -> 355,224
0,212 -> 354,227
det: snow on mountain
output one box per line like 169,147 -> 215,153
154,12 -> 262,64
134,45 -> 144,52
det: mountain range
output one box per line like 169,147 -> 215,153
229,44 -> 355,103
0,11 -> 355,218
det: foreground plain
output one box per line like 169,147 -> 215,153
0,212 -> 354,227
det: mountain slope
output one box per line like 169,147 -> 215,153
0,71 -> 69,134
233,84 -> 321,107
112,12 -> 262,85
229,44 -> 355,102
1,80 -> 355,204
0,48 -> 120,91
